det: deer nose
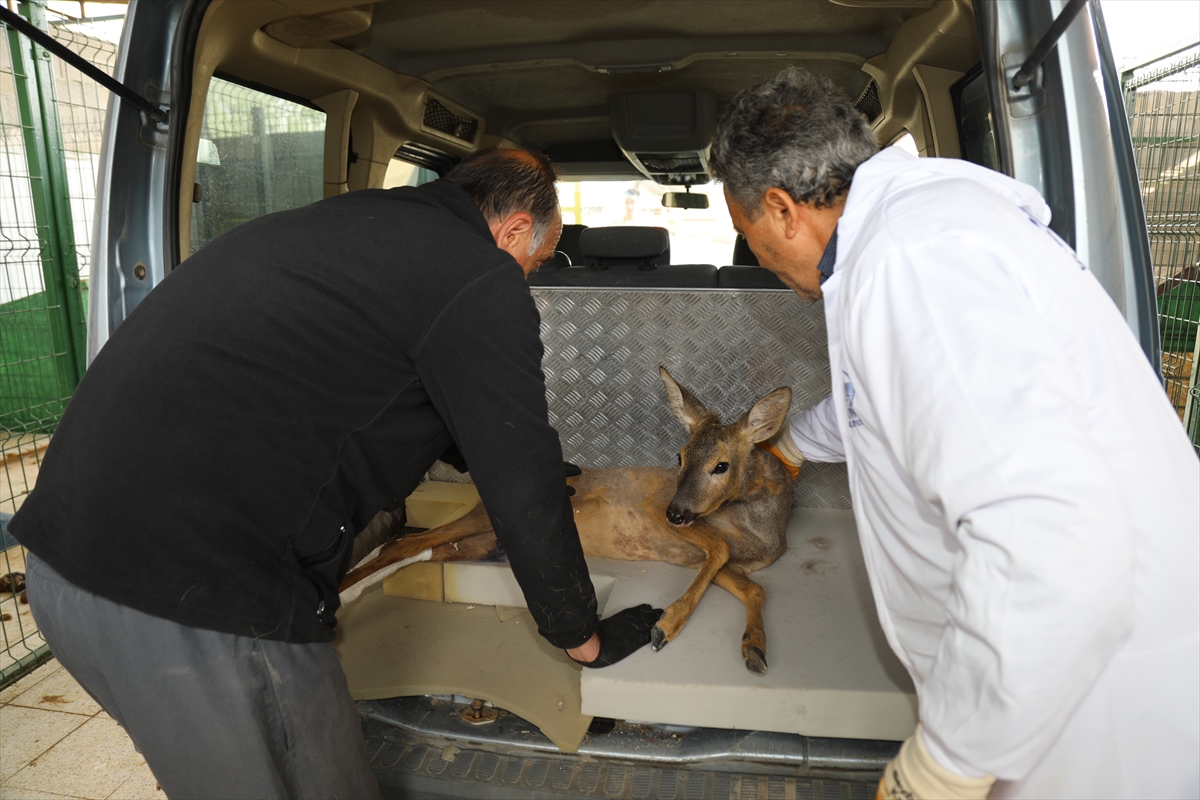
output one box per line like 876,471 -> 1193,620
666,505 -> 695,526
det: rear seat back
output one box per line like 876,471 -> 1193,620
531,225 -> 716,287
530,264 -> 717,288
716,234 -> 788,289
717,266 -> 787,289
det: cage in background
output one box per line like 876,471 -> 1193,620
1124,44 -> 1200,453
0,2 -> 120,687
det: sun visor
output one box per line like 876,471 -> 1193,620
609,92 -> 716,186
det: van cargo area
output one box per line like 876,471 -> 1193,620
333,287 -> 909,795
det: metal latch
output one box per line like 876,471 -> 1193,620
460,698 -> 499,725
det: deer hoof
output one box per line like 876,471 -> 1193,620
745,647 -> 768,675
650,625 -> 669,652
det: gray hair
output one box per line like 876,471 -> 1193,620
710,66 -> 879,216
445,147 -> 560,250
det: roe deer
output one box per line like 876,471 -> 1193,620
340,367 -> 795,674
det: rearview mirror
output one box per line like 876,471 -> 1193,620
662,192 -> 709,209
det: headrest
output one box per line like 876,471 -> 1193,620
731,234 -> 760,267
555,224 -> 588,266
579,226 -> 670,268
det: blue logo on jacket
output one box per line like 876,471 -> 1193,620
843,371 -> 863,429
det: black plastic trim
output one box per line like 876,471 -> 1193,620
394,141 -> 458,177
973,1 -> 1013,177
1090,0 -> 1161,370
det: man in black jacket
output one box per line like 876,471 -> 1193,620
12,147 -> 659,798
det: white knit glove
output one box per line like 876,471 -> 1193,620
758,425 -> 805,479
877,725 -> 996,800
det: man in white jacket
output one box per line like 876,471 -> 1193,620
710,66 -> 1199,799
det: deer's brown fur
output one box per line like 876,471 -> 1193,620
339,368 -> 795,674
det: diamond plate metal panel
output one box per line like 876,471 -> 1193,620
429,288 -> 850,509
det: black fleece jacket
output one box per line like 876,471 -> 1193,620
11,181 -> 599,648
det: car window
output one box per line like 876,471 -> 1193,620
189,77 -> 326,255
952,66 -> 1000,171
382,159 -> 439,189
558,180 -> 736,266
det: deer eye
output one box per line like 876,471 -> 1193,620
712,462 -> 729,474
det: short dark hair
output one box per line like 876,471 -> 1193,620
710,66 -> 878,216
445,148 -> 560,248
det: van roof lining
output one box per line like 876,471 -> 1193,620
336,0 -> 919,145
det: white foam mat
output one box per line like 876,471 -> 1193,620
580,508 -> 917,740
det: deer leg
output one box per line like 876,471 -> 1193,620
430,530 -> 500,562
339,502 -> 492,593
713,566 -> 768,675
651,526 -> 730,652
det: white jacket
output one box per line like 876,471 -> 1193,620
787,148 -> 1200,798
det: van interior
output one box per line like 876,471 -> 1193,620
174,0 -> 989,795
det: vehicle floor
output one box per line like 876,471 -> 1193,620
361,696 -> 892,800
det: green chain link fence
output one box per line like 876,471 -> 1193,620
1124,44 -> 1200,455
1,1 -> 119,687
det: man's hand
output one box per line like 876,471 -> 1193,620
568,604 -> 663,668
563,461 -> 582,496
876,725 -> 995,800
757,427 -> 804,479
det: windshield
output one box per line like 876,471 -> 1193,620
557,181 -> 737,266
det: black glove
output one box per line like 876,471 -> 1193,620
570,604 -> 663,668
564,460 -> 582,496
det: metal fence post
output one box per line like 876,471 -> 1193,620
6,0 -> 85,390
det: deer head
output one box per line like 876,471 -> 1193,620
659,367 -> 792,526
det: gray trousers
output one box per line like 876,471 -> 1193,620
25,552 -> 381,800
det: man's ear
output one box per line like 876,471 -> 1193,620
761,188 -> 803,240
489,211 -> 535,254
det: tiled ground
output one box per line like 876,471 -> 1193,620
0,660 -> 160,800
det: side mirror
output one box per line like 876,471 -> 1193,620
662,192 -> 709,209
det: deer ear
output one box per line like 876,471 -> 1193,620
659,366 -> 707,429
742,387 -> 792,443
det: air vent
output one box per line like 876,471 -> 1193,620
854,80 -> 882,123
423,98 -> 479,143
638,154 -> 703,172
394,142 -> 457,175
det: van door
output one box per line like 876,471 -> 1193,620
974,0 -> 1159,366
82,0 -> 199,361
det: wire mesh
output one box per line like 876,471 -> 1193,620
0,7 -> 122,686
190,76 -> 325,254
47,14 -> 118,285
1,22 -> 51,684
1125,45 -> 1200,453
